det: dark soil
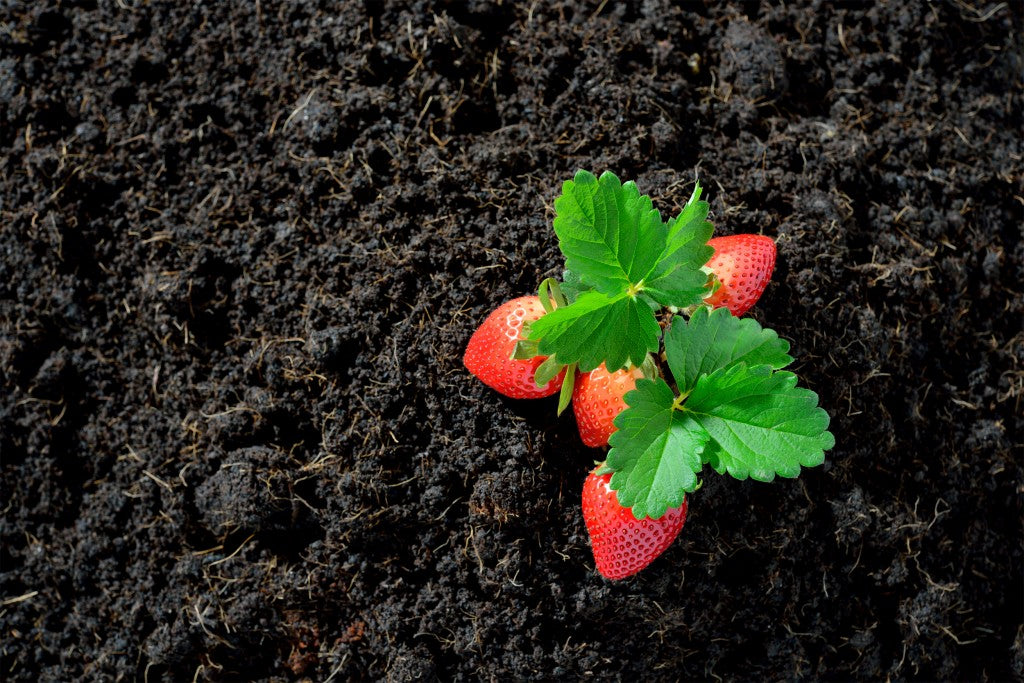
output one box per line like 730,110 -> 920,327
2,1 -> 1022,680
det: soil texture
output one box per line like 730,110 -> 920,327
2,1 -> 1022,680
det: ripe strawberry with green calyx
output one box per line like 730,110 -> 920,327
573,358 -> 654,448
463,296 -> 566,399
703,234 -> 777,317
582,465 -> 688,580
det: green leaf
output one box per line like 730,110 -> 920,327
560,269 -> 592,304
644,189 -> 715,307
606,378 -> 709,519
683,364 -> 835,482
527,291 -> 660,372
664,182 -> 712,262
534,172 -> 718,378
643,258 -> 712,308
666,307 -> 794,394
553,170 -> 667,295
663,181 -> 712,253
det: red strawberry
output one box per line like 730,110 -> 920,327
582,467 -> 687,580
703,234 -> 776,316
463,296 -> 565,399
573,364 -> 645,447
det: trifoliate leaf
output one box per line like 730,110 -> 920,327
666,307 -> 793,393
683,363 -> 835,481
553,170 -> 667,296
606,378 -> 709,519
533,171 -> 717,377
527,290 -> 660,372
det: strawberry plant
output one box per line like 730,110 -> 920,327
464,170 -> 835,580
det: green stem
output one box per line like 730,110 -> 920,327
671,390 -> 690,411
